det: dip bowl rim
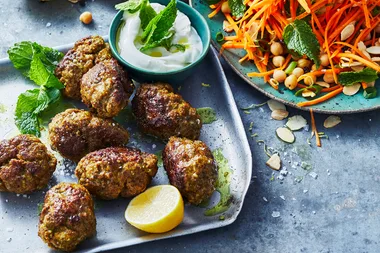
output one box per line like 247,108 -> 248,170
109,0 -> 211,76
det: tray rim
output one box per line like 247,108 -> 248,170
0,42 -> 253,252
189,0 -> 380,115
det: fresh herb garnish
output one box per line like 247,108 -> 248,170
196,107 -> 217,124
204,148 -> 232,216
338,67 -> 379,86
116,0 -> 186,52
283,19 -> 321,68
363,87 -> 377,99
228,0 -> 245,19
115,0 -> 143,13
7,41 -> 64,137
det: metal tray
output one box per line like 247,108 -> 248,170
0,44 -> 252,253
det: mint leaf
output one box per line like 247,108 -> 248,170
30,54 -> 64,89
228,0 -> 245,18
15,89 -> 50,136
142,0 -> 177,45
115,0 -> 143,13
338,67 -> 379,86
139,0 -> 157,30
283,19 -> 321,68
7,42 -> 35,77
364,87 -> 377,99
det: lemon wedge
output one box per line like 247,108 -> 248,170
125,185 -> 184,233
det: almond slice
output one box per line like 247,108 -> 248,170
276,127 -> 295,143
267,99 -> 286,111
302,90 -> 316,97
315,81 -> 330,88
223,20 -> 233,33
271,110 -> 289,120
324,115 -> 341,128
341,24 -> 355,41
266,153 -> 281,171
366,46 -> 380,55
286,115 -> 307,131
343,83 -> 361,96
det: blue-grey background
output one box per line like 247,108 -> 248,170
1,1 -> 379,252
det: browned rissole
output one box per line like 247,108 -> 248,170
0,134 -> 56,194
38,182 -> 96,252
75,147 -> 158,199
163,137 -> 217,205
48,109 -> 129,162
81,59 -> 134,118
55,36 -> 111,99
132,83 -> 202,140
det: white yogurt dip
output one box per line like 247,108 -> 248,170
117,3 -> 203,72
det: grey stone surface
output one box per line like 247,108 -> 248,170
1,1 -> 380,253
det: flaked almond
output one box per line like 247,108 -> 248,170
372,57 -> 380,62
302,90 -> 316,97
276,127 -> 295,143
223,20 -> 233,33
357,41 -> 366,51
366,46 -> 380,55
351,66 -> 364,72
341,24 -> 355,41
362,50 -> 372,59
266,153 -> 281,171
324,115 -> 341,128
267,99 -> 286,111
315,81 -> 330,88
343,83 -> 361,96
286,115 -> 307,131
341,62 -> 363,67
271,109 -> 289,120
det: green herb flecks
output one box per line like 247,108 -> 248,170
228,0 -> 246,19
8,42 -> 64,137
338,67 -> 378,86
283,19 -> 321,68
204,149 -> 232,216
240,101 -> 267,110
197,107 -> 217,124
37,203 -> 43,215
201,82 -> 211,87
155,150 -> 163,167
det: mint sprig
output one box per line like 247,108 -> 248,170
338,67 -> 379,86
283,19 -> 321,68
7,41 -> 64,137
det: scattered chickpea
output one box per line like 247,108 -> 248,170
272,56 -> 285,67
292,67 -> 304,78
323,72 -> 335,83
80,11 -> 93,25
221,2 -> 231,14
270,42 -> 283,56
297,59 -> 311,68
284,74 -> 298,90
320,54 -> 329,67
273,70 -> 287,82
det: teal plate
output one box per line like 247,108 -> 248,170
190,0 -> 380,114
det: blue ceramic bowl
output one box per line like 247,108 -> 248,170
109,0 -> 211,83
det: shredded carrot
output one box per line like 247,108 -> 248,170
208,1 -> 223,19
298,87 -> 343,107
362,82 -> 368,89
309,109 -> 321,147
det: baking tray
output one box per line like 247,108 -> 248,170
0,44 -> 252,253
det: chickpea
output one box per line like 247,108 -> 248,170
323,72 -> 335,83
297,59 -> 311,68
304,75 -> 316,85
284,74 -> 298,90
221,2 -> 231,14
270,42 -> 283,56
80,11 -> 93,24
272,56 -> 285,67
273,70 -> 287,82
292,67 -> 304,78
320,54 -> 329,67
